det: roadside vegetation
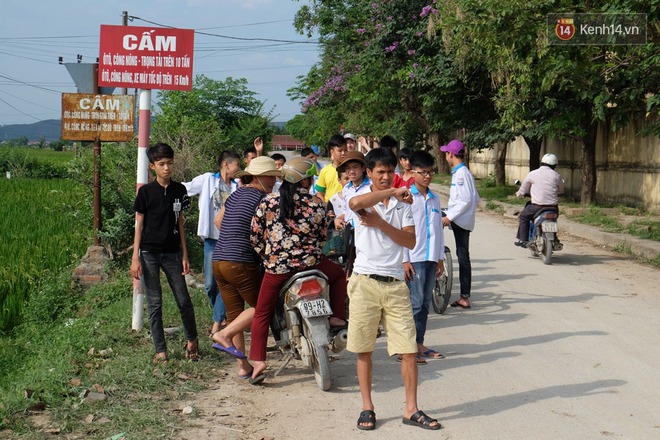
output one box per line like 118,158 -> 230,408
434,172 -> 659,244
432,172 -> 660,267
0,75 -> 274,438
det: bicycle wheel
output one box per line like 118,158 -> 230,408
432,247 -> 453,314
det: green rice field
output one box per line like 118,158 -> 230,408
0,177 -> 92,331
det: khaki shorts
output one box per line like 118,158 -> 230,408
347,273 -> 417,356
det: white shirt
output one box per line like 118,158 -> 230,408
516,165 -> 564,205
183,172 -> 238,240
342,177 -> 372,226
446,163 -> 479,231
352,190 -> 415,280
403,184 -> 444,263
329,191 -> 346,217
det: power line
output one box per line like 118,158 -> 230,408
200,65 -> 313,74
0,50 -> 59,65
129,15 -> 318,44
0,95 -> 40,121
0,88 -> 58,111
0,72 -> 61,93
197,19 -> 293,30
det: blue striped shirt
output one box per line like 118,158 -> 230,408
212,187 -> 265,263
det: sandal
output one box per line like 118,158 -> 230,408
396,354 -> 427,364
357,410 -> 376,431
420,349 -> 445,359
184,339 -> 200,362
402,410 -> 442,430
450,298 -> 471,309
153,353 -> 168,364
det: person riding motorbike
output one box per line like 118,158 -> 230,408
248,157 -> 348,384
514,153 -> 564,248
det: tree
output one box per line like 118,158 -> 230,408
292,0 -> 658,201
10,136 -> 28,146
291,0 -> 493,157
435,0 -> 659,202
152,75 -> 273,177
49,139 -> 68,152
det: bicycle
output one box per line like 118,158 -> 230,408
432,245 -> 453,314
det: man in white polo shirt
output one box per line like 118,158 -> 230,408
347,147 -> 443,432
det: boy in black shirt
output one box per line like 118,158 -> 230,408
131,143 -> 198,363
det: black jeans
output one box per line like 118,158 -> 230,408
516,203 -> 543,242
140,251 -> 198,353
451,222 -> 472,299
516,203 -> 558,241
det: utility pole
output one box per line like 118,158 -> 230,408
123,9 -> 149,332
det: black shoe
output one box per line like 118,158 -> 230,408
514,240 -> 528,248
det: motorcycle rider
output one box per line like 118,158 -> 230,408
248,157 -> 348,385
514,153 -> 564,248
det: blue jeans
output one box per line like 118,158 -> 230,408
140,251 -> 198,353
204,239 -> 226,324
451,222 -> 472,299
406,261 -> 437,345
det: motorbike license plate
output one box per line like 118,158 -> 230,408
300,299 -> 332,318
542,221 -> 558,232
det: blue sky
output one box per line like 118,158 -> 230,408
0,0 -> 319,126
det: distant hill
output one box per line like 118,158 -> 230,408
0,120 -> 61,142
0,119 -> 288,143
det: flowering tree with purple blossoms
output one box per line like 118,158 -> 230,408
289,0 -> 497,162
289,0 -> 658,200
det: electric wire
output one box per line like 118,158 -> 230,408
0,15 -> 316,124
129,15 -> 318,44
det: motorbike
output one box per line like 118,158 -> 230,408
514,179 -> 562,265
270,269 -> 347,391
432,245 -> 454,314
527,205 -> 562,265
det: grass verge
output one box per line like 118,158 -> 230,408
0,270 -> 224,439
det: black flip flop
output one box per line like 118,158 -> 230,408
450,300 -> 471,309
249,373 -> 267,385
357,410 -> 376,431
402,410 -> 442,430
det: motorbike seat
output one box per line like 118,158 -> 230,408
534,206 -> 559,221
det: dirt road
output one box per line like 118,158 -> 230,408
177,210 -> 660,440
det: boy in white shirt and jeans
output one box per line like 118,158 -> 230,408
403,150 -> 445,362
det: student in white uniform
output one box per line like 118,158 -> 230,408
441,140 -> 479,310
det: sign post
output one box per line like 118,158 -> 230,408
98,23 -> 194,331
61,93 -> 135,245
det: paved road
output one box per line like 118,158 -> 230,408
182,209 -> 660,440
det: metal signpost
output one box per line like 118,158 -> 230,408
97,22 -> 194,330
61,93 -> 135,246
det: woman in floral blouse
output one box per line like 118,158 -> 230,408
248,157 -> 347,384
